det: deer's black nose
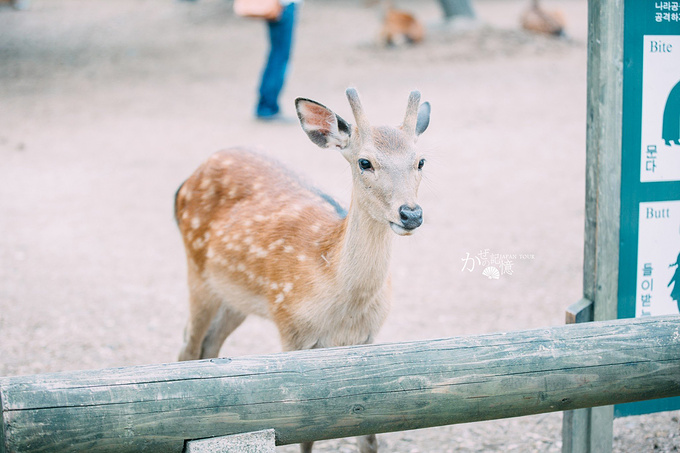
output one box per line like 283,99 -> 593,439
399,204 -> 423,230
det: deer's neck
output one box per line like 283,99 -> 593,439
331,201 -> 393,299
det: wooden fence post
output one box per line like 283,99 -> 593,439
562,0 -> 625,450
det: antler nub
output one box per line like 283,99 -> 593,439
402,90 -> 422,136
346,88 -> 372,140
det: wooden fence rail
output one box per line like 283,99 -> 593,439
1,315 -> 679,453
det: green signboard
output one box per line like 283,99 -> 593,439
618,0 -> 680,417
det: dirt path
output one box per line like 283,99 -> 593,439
0,0 -> 678,451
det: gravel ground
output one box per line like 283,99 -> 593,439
0,0 -> 678,451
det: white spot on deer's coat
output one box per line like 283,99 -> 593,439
201,186 -> 216,201
275,293 -> 285,304
283,283 -> 293,293
191,217 -> 201,229
191,233 -> 210,250
249,245 -> 268,258
269,239 -> 285,250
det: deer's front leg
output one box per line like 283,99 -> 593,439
357,433 -> 378,453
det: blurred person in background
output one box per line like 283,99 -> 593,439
256,0 -> 301,121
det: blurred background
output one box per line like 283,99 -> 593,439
0,0 -> 677,451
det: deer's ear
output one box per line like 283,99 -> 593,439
415,102 -> 431,136
296,98 -> 352,150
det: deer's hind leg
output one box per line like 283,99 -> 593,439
199,304 -> 246,359
178,271 -> 226,361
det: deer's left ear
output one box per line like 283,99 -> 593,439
415,102 -> 431,136
296,98 -> 352,150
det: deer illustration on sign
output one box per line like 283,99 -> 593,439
663,80 -> 680,146
669,252 -> 680,312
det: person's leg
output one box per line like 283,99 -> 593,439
256,3 -> 297,118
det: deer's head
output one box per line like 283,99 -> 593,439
296,88 -> 430,236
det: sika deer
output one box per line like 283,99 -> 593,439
379,0 -> 425,46
520,0 -> 566,37
175,88 -> 430,453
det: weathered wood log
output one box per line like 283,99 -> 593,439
1,316 -> 679,453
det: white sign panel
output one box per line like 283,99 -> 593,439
641,35 -> 680,182
636,200 -> 680,317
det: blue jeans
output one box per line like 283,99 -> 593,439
256,3 -> 297,118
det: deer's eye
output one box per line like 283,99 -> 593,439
418,158 -> 426,170
358,159 -> 373,171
